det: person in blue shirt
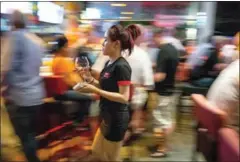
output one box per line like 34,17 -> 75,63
3,10 -> 45,162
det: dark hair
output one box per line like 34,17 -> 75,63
126,24 -> 141,41
51,35 -> 68,53
107,24 -> 135,54
10,10 -> 26,29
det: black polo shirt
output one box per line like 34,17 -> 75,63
155,43 -> 179,96
99,57 -> 132,142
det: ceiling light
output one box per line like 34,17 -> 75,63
119,16 -> 132,19
111,3 -> 127,7
121,12 -> 134,15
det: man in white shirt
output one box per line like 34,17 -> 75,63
220,44 -> 238,64
207,59 -> 239,132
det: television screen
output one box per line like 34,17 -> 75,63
37,2 -> 64,24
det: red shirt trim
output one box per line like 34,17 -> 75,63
117,81 -> 131,86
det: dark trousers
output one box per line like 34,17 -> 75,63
9,104 -> 41,162
54,90 -> 92,122
191,77 -> 215,88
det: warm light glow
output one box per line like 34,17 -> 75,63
111,3 -> 127,7
119,17 -> 132,19
121,12 -> 134,15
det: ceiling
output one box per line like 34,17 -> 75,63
85,2 -> 192,20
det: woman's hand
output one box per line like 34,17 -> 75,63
75,67 -> 93,83
75,82 -> 99,94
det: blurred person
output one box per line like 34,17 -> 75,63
65,15 -> 81,48
210,35 -> 239,73
1,31 -> 26,162
51,35 -> 99,141
185,40 -> 196,56
220,43 -> 237,64
1,10 -> 45,162
163,32 -> 186,57
1,98 -> 27,162
52,35 -> 76,76
207,59 -> 239,133
65,15 -> 89,57
150,28 -> 179,158
74,24 -> 133,161
187,35 -> 219,87
124,24 -> 154,138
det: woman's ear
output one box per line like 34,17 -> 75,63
114,40 -> 121,49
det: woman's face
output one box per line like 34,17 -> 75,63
102,34 -> 119,56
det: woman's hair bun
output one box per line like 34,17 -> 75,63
108,24 -> 135,55
125,24 -> 141,41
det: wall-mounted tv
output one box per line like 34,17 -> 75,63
37,2 -> 64,24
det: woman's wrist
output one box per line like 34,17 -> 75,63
93,87 -> 101,95
88,77 -> 95,84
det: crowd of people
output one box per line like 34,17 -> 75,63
1,10 -> 239,162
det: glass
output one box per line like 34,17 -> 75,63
75,56 -> 90,70
75,56 -> 92,83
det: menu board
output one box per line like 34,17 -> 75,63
37,2 -> 64,24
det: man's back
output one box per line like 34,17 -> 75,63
155,43 -> 179,95
207,59 -> 239,131
126,45 -> 154,87
6,30 -> 45,106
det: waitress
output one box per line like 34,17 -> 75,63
75,24 -> 137,161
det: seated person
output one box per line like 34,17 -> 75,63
207,59 -> 239,133
51,35 -> 99,140
51,35 -> 93,101
187,36 -> 219,88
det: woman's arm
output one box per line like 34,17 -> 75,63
78,83 -> 130,104
90,77 -> 100,88
94,85 -> 130,104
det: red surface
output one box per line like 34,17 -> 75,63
192,94 -> 227,138
218,128 -> 239,162
43,75 -> 68,97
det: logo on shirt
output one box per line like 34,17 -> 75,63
103,72 -> 111,78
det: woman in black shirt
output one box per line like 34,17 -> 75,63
75,24 -> 139,161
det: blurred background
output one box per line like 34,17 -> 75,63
1,1 -> 239,162
1,1 -> 239,46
